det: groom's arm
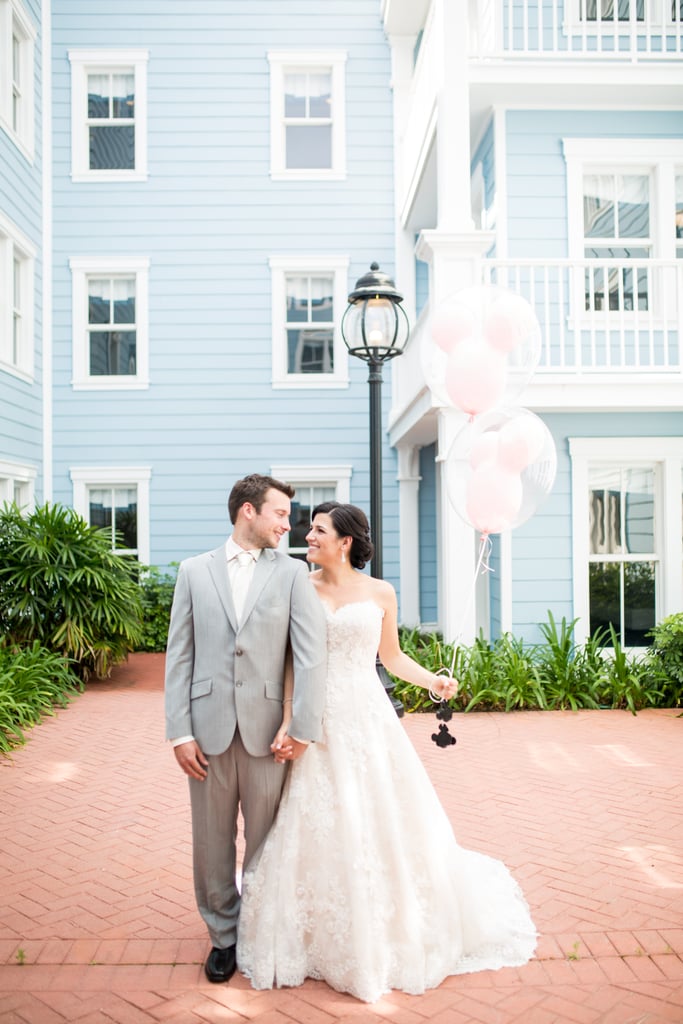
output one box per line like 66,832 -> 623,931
164,563 -> 208,780
286,562 -> 327,744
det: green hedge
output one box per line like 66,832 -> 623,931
0,641 -> 83,754
393,612 -> 681,715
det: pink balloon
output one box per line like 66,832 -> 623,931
469,431 -> 499,468
431,302 -> 476,354
465,463 -> 523,535
444,339 -> 507,417
498,413 -> 546,473
483,293 -> 537,354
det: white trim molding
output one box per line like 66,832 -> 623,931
268,49 -> 347,181
68,48 -> 149,182
0,209 -> 35,380
269,254 -> 350,389
569,436 -> 683,646
70,465 -> 152,565
69,256 -> 150,390
0,458 -> 36,508
0,0 -> 36,160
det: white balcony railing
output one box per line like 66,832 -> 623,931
391,258 -> 682,426
471,0 -> 683,59
482,259 -> 683,373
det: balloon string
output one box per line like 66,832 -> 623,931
448,532 -> 493,678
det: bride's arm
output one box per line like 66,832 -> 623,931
376,582 -> 457,700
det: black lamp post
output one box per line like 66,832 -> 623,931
341,262 -> 410,715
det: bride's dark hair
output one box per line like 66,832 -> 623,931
311,501 -> 374,570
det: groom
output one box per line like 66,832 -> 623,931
165,473 -> 327,983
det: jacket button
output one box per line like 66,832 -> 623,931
235,647 -> 243,656
235,680 -> 243,687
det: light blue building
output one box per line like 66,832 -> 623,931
2,0 -> 682,650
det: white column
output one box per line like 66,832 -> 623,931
396,445 -> 421,626
417,234 -> 495,644
436,0 -> 474,233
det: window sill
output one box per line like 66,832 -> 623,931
271,376 -> 350,390
270,169 -> 347,182
71,378 -> 150,390
71,170 -> 148,183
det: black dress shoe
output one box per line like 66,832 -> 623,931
204,945 -> 237,983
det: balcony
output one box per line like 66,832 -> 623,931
472,0 -> 683,60
390,258 -> 683,439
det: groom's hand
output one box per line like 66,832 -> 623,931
174,740 -> 209,781
272,736 -> 308,763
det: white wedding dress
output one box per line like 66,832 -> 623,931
237,600 -> 537,1003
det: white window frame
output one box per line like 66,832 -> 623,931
70,466 -> 151,564
268,50 -> 347,181
0,0 -> 35,159
0,209 -> 35,380
570,436 -> 683,647
70,256 -> 150,390
270,464 -> 352,556
564,138 -> 683,322
0,459 -> 36,509
564,0 -> 682,35
68,49 -> 148,182
270,255 -> 350,389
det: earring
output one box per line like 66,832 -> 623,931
341,551 -> 346,564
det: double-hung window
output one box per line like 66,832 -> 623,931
571,438 -> 683,648
582,171 -> 651,311
270,465 -> 351,561
268,51 -> 346,180
70,466 -> 151,563
0,211 -> 34,378
270,256 -> 349,388
69,49 -> 148,181
70,257 -> 149,389
565,138 -> 683,318
0,0 -> 35,157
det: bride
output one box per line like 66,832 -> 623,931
236,501 -> 537,1003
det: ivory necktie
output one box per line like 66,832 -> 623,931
231,550 -> 253,622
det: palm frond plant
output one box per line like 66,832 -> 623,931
0,502 -> 143,679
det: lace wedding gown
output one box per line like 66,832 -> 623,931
237,600 -> 537,1003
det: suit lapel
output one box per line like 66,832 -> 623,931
240,548 -> 277,626
207,546 -> 239,632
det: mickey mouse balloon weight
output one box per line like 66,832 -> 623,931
430,669 -> 457,749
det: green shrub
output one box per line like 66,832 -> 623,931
136,564 -> 178,651
0,641 -> 83,754
0,502 -> 143,679
646,613 -> 683,707
394,610 -> 680,715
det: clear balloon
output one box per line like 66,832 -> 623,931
444,338 -> 507,417
430,300 -> 476,354
425,286 -> 542,412
446,406 -> 557,534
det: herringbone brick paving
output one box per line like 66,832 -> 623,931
1,653 -> 682,1023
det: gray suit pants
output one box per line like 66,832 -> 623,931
188,728 -> 287,948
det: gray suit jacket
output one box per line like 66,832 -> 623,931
164,545 -> 327,757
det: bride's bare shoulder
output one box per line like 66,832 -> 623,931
365,576 -> 396,608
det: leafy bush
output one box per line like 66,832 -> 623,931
646,613 -> 683,707
0,502 -> 143,679
395,610 -> 680,716
136,564 -> 178,651
0,641 -> 83,754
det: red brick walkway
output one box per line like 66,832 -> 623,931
1,653 -> 682,1023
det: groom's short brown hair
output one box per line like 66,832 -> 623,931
228,473 -> 295,524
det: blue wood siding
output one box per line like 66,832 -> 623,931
418,442 -> 437,622
505,110 -> 683,258
50,1 -> 398,584
0,0 -> 43,492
